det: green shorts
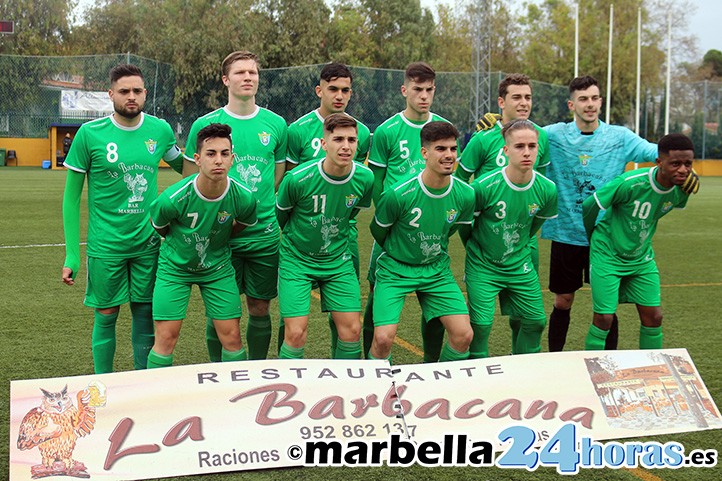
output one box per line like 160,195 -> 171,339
349,222 -> 360,278
373,254 -> 468,326
231,237 -> 280,300
85,254 -> 158,308
366,240 -> 383,284
465,262 -> 545,327
498,236 -> 539,317
153,264 -> 242,320
278,247 -> 361,318
590,253 -> 660,314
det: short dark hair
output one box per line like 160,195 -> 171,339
110,64 -> 143,85
658,133 -> 694,155
501,119 -> 539,140
569,76 -> 600,96
222,51 -> 259,77
498,73 -> 531,99
405,62 -> 436,84
324,113 -> 357,134
420,121 -> 459,147
320,63 -> 353,83
196,123 -> 232,153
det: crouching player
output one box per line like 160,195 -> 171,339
583,133 -> 697,350
146,124 -> 258,368
276,114 -> 374,360
461,119 -> 558,357
369,121 -> 475,363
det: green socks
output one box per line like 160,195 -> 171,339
439,342 -> 470,362
279,342 -> 304,359
362,290 -> 375,358
222,347 -> 248,362
92,310 -> 119,373
334,339 -> 362,359
367,351 -> 391,363
422,316 -> 445,363
469,324 -> 491,359
328,314 -> 339,357
585,324 -> 609,350
130,302 -> 154,370
639,325 -> 663,349
509,317 -> 521,354
147,349 -> 173,369
246,315 -> 271,360
205,317 -> 222,362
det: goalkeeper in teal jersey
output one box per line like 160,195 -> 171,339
61,64 -> 184,374
276,114 -> 374,360
284,63 -> 371,355
184,51 -> 288,361
369,121 -> 475,363
456,73 -> 550,353
582,133 -> 694,351
542,76 -> 659,352
461,120 -> 558,358
365,62 -> 452,362
147,124 -> 257,368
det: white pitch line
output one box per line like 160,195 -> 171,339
0,242 -> 86,249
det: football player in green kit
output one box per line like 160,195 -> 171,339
369,121 -> 475,363
284,62 -> 371,356
582,133 -> 695,351
365,62 -> 452,362
62,64 -> 184,373
460,119 -> 558,358
276,114 -> 374,360
456,73 -> 550,355
147,123 -> 257,368
184,51 -> 288,361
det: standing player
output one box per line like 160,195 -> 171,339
365,62 -> 451,361
147,123 -> 258,368
369,122 -> 475,363
276,114 -> 374,360
284,63 -> 371,355
542,76 -> 660,352
461,120 -> 558,358
184,51 -> 288,361
582,133 -> 695,350
62,64 -> 184,374
456,73 -> 550,354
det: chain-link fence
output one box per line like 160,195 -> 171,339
1,54 -> 721,158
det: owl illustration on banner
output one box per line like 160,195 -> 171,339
17,383 -> 102,479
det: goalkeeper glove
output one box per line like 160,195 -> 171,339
680,168 -> 700,195
475,113 -> 501,132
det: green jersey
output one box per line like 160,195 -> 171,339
277,159 -> 374,261
64,112 -> 182,258
456,121 -> 550,182
368,112 -> 451,190
150,175 -> 257,279
467,168 -> 558,274
185,106 -> 287,251
286,109 -> 371,166
374,173 -> 475,266
587,167 -> 688,263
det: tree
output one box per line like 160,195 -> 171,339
699,49 -> 722,79
0,0 -> 75,54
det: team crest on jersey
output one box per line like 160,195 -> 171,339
528,203 -> 540,216
258,132 -> 271,146
345,194 -> 359,208
661,201 -> 673,213
145,139 -> 157,154
217,211 -> 231,224
446,209 -> 458,223
578,154 -> 592,166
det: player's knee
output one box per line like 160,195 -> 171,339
593,313 -> 614,330
154,327 -> 180,350
284,324 -> 308,346
373,329 -> 394,351
554,293 -> 574,310
338,320 -> 361,341
641,309 -> 663,328
449,325 -> 473,351
246,297 -> 270,316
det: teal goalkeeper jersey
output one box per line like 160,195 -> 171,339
150,175 -> 257,279
374,173 -> 475,266
456,121 -> 550,182
185,106 -> 287,251
286,109 -> 371,166
64,113 -> 182,258
467,168 -> 558,274
277,159 -> 374,261
586,167 -> 688,263
368,112 -> 451,190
